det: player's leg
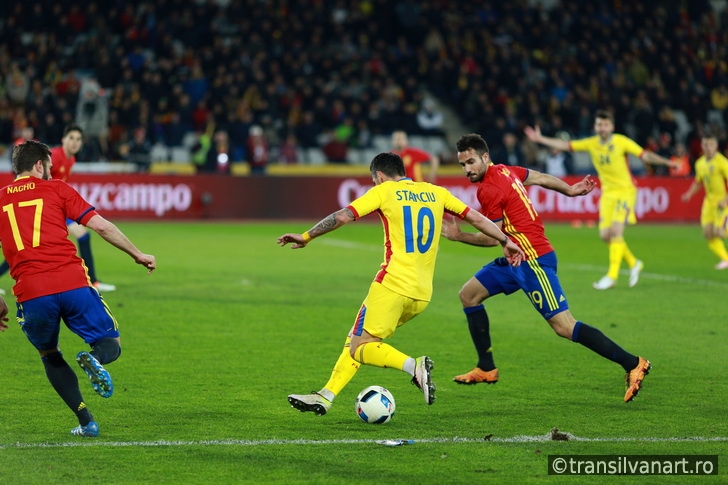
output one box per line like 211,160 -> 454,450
349,283 -> 435,404
18,296 -> 98,436
619,190 -> 644,287
703,203 -> 728,268
288,334 -> 360,415
64,287 -> 119,399
547,310 -> 650,402
453,260 -> 514,385
594,194 -> 618,289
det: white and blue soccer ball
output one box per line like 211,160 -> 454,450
355,386 -> 395,424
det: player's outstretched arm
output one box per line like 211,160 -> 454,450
278,208 -> 356,249
524,125 -> 570,151
642,150 -> 681,168
524,170 -> 596,197
85,215 -> 156,274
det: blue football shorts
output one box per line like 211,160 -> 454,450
17,286 -> 119,351
474,251 -> 569,320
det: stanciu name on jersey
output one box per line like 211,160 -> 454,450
395,190 -> 437,203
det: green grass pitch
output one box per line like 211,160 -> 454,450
0,221 -> 726,484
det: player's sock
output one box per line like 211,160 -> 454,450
571,321 -> 639,372
353,341 -> 409,372
0,259 -> 9,277
707,237 -> 728,261
464,305 -> 496,371
77,233 -> 98,283
42,351 -> 94,425
622,241 -> 637,268
91,338 -> 121,365
607,237 -> 626,280
321,337 -> 360,399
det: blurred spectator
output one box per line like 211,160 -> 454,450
14,126 -> 35,146
657,107 -> 678,143
5,62 -> 29,106
710,84 -> 728,111
415,98 -> 444,137
669,143 -> 692,177
247,125 -> 269,175
492,133 -> 526,167
75,79 -> 109,161
296,112 -> 322,149
35,111 -> 62,146
321,128 -> 348,164
650,133 -> 673,176
124,127 -> 152,172
191,122 -> 215,173
542,146 -> 574,178
206,130 -> 232,175
278,133 -> 300,165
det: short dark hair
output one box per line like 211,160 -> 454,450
12,140 -> 52,174
595,110 -> 614,123
370,152 -> 405,177
456,133 -> 490,155
63,124 -> 83,137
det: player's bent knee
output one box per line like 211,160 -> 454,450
92,337 -> 121,364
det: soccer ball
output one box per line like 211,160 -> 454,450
355,386 -> 395,424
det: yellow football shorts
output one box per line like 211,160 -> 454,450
701,197 -> 728,231
349,282 -> 429,340
599,188 -> 637,230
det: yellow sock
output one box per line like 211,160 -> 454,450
708,238 -> 728,261
354,341 -> 409,370
607,238 -> 626,280
622,241 -> 637,268
322,337 -> 360,396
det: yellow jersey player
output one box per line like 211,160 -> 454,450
278,152 -> 524,415
525,111 -> 677,290
681,134 -> 728,269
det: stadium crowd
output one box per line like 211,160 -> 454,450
1,0 -> 727,173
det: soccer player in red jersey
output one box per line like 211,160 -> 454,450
391,130 -> 440,183
0,125 -> 116,293
0,140 -> 156,436
442,134 -> 651,402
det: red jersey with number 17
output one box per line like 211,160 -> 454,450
477,164 -> 553,260
0,176 -> 99,302
50,146 -> 75,182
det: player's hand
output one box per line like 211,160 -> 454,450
278,233 -> 308,249
524,125 -> 541,142
571,174 -> 596,196
503,240 -> 525,267
440,217 -> 462,241
681,192 -> 691,203
0,296 -> 9,332
136,254 -> 157,274
668,160 -> 682,169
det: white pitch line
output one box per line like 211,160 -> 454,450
562,263 -> 728,288
2,435 -> 728,449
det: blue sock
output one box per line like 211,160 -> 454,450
572,321 -> 638,372
464,305 -> 496,371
